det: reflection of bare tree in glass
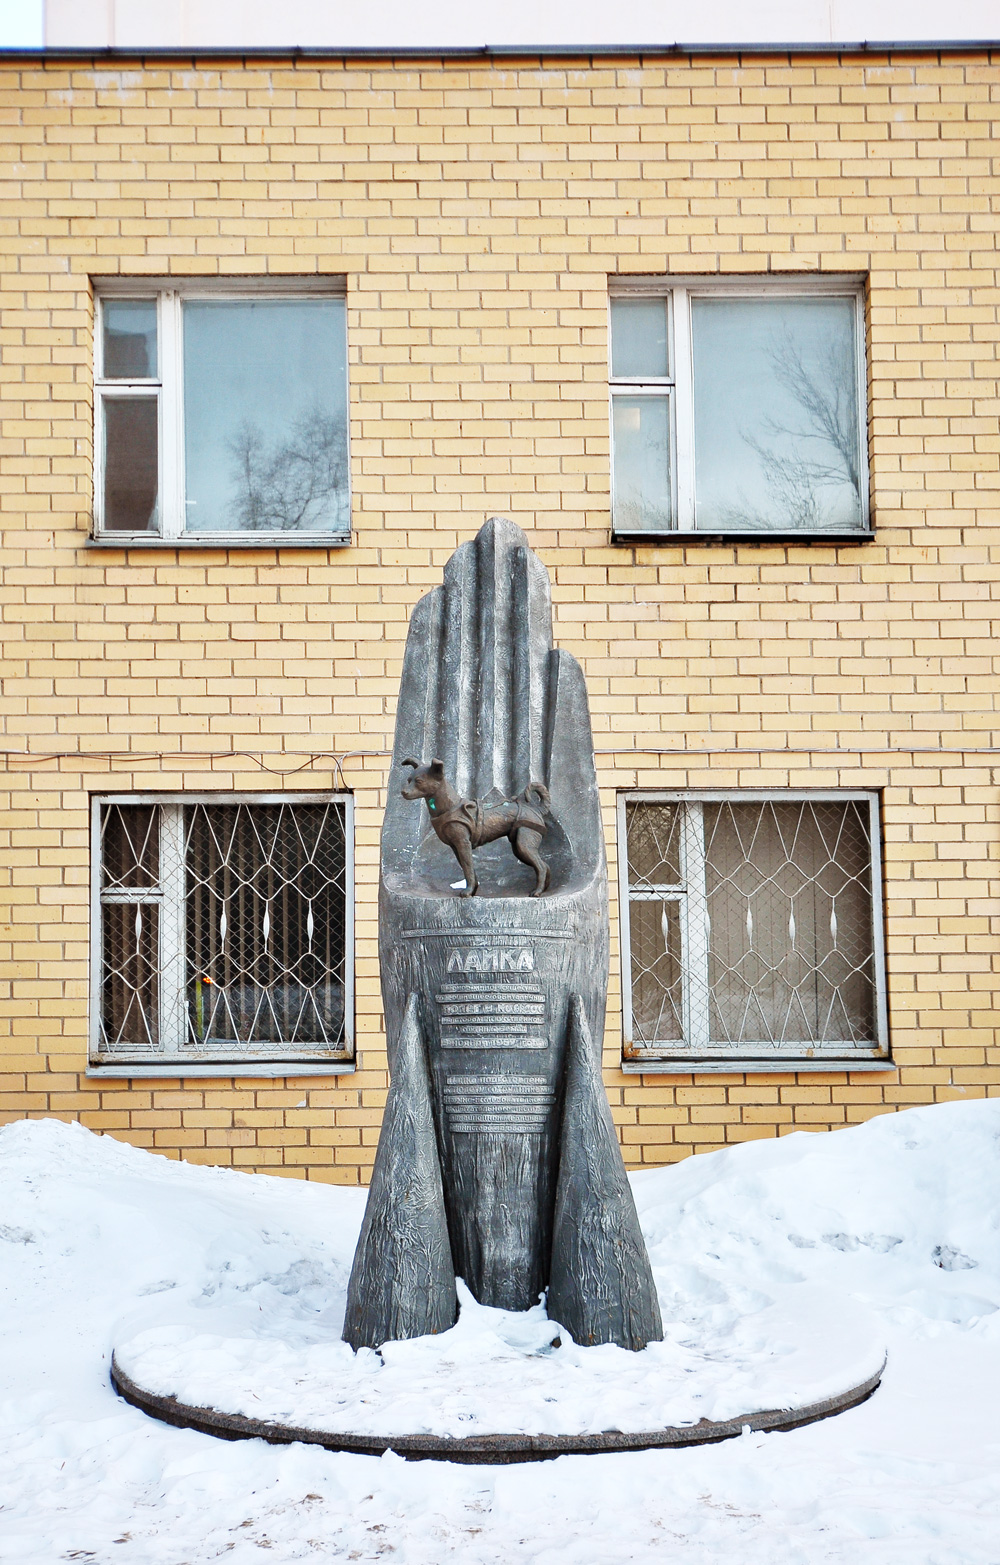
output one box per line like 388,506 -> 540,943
724,329 -> 863,530
228,409 -> 348,532
614,398 -> 672,532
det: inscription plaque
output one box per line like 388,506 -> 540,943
443,1074 -> 555,1133
436,973 -> 547,1050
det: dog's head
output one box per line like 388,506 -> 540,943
401,757 -> 445,801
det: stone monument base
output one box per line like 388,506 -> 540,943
111,1356 -> 884,1463
110,1286 -> 885,1464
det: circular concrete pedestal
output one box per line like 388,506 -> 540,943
111,1351 -> 885,1463
111,1288 -> 886,1464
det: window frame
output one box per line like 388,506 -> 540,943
88,791 -> 355,1078
608,275 -> 872,544
616,789 -> 890,1074
92,277 -> 351,548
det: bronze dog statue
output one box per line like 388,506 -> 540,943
402,758 -> 551,897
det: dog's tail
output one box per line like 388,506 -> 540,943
520,781 -> 551,813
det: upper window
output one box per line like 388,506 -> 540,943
93,282 -> 350,544
91,794 -> 354,1074
609,278 -> 869,540
617,792 -> 888,1071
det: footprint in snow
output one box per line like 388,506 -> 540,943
932,1245 -> 977,1272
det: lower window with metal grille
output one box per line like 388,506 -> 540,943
617,792 -> 889,1071
91,794 -> 353,1073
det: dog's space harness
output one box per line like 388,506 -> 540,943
427,797 -> 484,836
426,795 -> 543,849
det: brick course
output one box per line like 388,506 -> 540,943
2,50 -> 1000,1178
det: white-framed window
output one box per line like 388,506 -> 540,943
93,279 -> 350,544
609,277 -> 870,540
90,794 -> 354,1075
617,792 -> 889,1072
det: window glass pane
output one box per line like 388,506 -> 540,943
102,300 -> 157,379
612,394 -> 672,533
183,300 -> 349,534
610,298 -> 669,379
702,801 -> 875,1047
101,901 -> 159,1050
625,801 -> 680,887
628,898 -> 684,1044
183,802 -> 347,1051
102,396 -> 159,532
692,296 -> 864,532
102,804 -> 160,888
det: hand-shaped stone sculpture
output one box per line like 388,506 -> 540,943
343,518 -> 662,1355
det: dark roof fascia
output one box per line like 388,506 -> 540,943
2,40 -> 1000,63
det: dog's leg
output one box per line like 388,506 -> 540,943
449,831 -> 478,897
512,827 -> 549,896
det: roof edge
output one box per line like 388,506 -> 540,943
3,40 -> 1000,64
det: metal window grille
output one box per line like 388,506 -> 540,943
92,795 -> 353,1067
618,793 -> 888,1066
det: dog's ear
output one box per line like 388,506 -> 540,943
401,757 -> 420,769
430,758 -> 445,775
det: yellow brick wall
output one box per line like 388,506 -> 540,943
2,49 -> 1000,1179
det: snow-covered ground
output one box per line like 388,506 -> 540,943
2,1102 -> 1000,1562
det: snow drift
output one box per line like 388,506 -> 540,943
2,1101 -> 999,1562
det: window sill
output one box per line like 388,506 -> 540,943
86,534 -> 352,551
88,1060 -> 356,1079
621,1055 -> 895,1075
612,530 -> 875,548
